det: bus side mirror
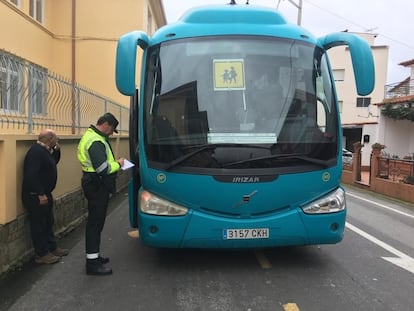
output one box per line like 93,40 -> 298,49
318,32 -> 375,96
116,31 -> 150,96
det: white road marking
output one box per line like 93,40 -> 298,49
346,192 -> 414,219
346,222 -> 414,274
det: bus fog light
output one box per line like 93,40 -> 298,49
140,190 -> 188,216
301,188 -> 346,214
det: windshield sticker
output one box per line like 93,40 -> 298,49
213,59 -> 246,91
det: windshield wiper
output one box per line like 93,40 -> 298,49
149,55 -> 161,115
222,153 -> 330,168
164,143 -> 270,171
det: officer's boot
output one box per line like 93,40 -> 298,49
86,258 -> 112,276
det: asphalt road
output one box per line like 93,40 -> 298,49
1,186 -> 413,311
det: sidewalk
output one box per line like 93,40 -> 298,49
0,189 -> 129,310
360,171 -> 370,185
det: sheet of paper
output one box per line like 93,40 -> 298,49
121,159 -> 135,170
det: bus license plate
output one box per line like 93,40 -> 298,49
223,228 -> 269,240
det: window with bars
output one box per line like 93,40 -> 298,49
356,97 -> 371,107
29,66 -> 47,115
0,60 -> 21,112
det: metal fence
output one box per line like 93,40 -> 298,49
0,49 -> 129,134
384,79 -> 414,99
378,157 -> 414,184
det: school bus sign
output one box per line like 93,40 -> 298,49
213,59 -> 246,91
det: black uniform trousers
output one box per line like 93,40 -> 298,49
82,173 -> 110,255
22,193 -> 57,257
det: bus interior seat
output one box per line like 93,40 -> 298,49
153,115 -> 177,139
278,98 -> 306,142
187,111 -> 209,135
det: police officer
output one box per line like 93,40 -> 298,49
77,113 -> 125,275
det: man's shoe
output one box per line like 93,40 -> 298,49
98,256 -> 110,264
86,263 -> 113,276
35,252 -> 60,264
51,247 -> 69,257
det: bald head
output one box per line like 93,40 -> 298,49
38,129 -> 59,150
38,129 -> 56,143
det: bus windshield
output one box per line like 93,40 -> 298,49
143,36 -> 338,172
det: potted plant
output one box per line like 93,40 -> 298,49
371,143 -> 385,150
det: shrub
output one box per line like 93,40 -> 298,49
372,142 -> 385,150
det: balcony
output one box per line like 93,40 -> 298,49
384,79 -> 414,99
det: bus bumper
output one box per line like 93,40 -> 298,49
137,208 -> 345,248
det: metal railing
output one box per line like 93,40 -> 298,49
378,157 -> 414,184
0,49 -> 129,134
384,80 -> 414,99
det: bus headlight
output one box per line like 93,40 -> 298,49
140,190 -> 188,216
301,188 -> 346,214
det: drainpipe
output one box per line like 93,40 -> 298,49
71,0 -> 76,134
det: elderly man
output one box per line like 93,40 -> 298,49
22,129 -> 69,264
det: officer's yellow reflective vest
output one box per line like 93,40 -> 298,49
77,127 -> 120,174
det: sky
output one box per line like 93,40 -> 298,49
161,0 -> 414,85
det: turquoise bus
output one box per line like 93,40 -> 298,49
115,4 -> 374,248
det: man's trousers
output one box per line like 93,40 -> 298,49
82,173 -> 110,257
22,193 -> 57,257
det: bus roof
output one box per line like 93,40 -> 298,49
151,5 -> 316,45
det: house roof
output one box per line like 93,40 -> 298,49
389,77 -> 410,92
376,94 -> 414,106
399,59 -> 414,66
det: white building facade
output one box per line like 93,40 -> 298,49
328,32 -> 389,166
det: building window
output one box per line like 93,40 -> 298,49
356,97 -> 371,107
333,69 -> 345,82
29,0 -> 44,23
338,100 -> 343,113
29,66 -> 47,115
0,58 -> 21,112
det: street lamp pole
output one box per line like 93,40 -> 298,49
287,0 -> 303,25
